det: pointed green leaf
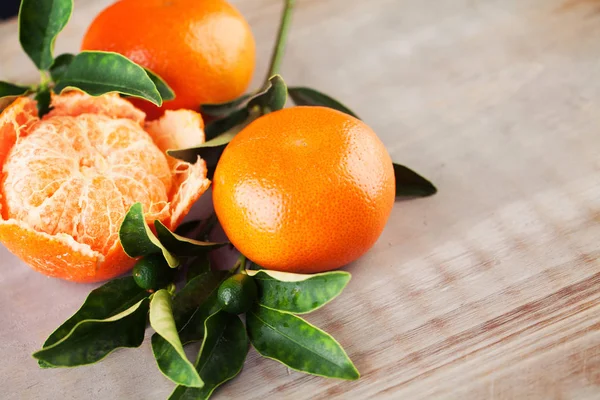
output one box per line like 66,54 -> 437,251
155,220 -> 227,257
200,94 -> 251,119
170,312 -> 248,400
49,53 -> 75,82
174,219 -> 203,238
173,271 -> 228,344
249,75 -> 287,112
54,51 -> 163,106
246,270 -> 350,314
201,75 -> 286,121
39,276 -> 148,351
186,254 -> 211,282
35,88 -> 52,117
119,203 -> 179,267
19,0 -> 73,70
247,305 -> 359,380
0,81 -> 30,111
150,289 -> 204,388
288,87 -> 359,119
145,68 -> 175,101
393,163 -> 437,198
0,81 -> 30,98
200,76 -> 276,122
175,214 -> 218,240
204,107 -> 250,142
33,297 -> 149,367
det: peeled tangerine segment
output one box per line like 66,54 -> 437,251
146,109 -> 206,156
0,93 -> 210,282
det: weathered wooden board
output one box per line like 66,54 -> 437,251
0,0 -> 599,399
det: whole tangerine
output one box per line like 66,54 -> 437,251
212,106 -> 396,273
81,0 -> 256,119
0,92 -> 210,283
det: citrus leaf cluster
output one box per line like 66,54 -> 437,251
33,203 -> 359,399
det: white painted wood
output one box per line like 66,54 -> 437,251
1,0 -> 599,398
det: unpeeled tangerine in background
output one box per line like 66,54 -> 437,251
81,0 -> 257,119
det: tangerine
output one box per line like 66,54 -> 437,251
212,106 -> 395,274
0,92 -> 210,283
81,0 -> 256,119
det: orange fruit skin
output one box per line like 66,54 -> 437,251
0,221 -> 135,283
212,106 -> 396,274
0,93 -> 210,283
81,0 -> 256,120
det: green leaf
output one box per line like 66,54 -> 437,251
33,297 -> 149,367
49,53 -> 75,82
119,202 -> 179,268
0,81 -> 30,111
204,107 -> 250,142
154,220 -> 227,257
186,254 -> 211,282
0,81 -> 30,98
200,75 -> 280,122
19,0 -> 73,70
35,88 -> 52,117
39,276 -> 149,352
288,87 -> 359,119
145,68 -> 175,101
249,75 -> 287,113
393,163 -> 437,198
150,289 -> 204,388
174,219 -> 203,238
201,74 -> 286,121
173,271 -> 229,344
247,305 -> 359,380
54,51 -> 163,106
246,270 -> 350,314
175,214 -> 218,240
170,312 -> 248,400
200,94 -> 251,119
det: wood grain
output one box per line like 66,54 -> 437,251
1,0 -> 599,399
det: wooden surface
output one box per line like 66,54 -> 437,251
1,0 -> 600,398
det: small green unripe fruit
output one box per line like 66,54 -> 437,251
217,273 -> 258,314
132,254 -> 175,291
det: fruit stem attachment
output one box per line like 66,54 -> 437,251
233,254 -> 247,274
266,0 -> 295,81
39,70 -> 52,90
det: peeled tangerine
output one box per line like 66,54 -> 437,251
0,91 -> 210,283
